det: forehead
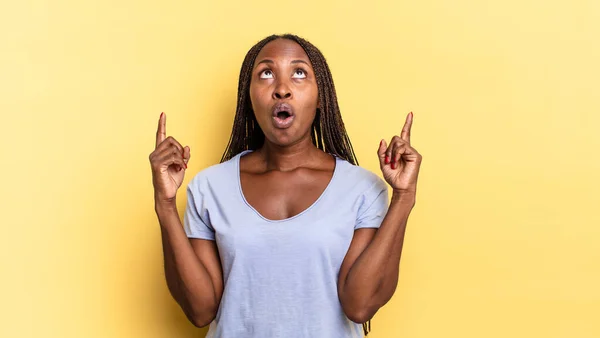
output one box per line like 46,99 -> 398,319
254,38 -> 312,67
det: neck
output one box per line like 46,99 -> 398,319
256,137 -> 322,172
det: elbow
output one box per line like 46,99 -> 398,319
341,298 -> 376,324
345,309 -> 372,325
188,308 -> 217,328
340,292 -> 386,324
190,315 -> 213,328
183,300 -> 218,328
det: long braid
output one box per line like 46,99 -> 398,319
293,35 -> 358,163
219,34 -> 370,336
220,36 -> 276,160
220,34 -> 359,166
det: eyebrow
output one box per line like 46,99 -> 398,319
255,59 -> 310,66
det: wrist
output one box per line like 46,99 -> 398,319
391,190 -> 416,206
154,199 -> 178,215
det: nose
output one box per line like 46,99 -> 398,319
272,80 -> 292,100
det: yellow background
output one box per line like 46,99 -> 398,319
2,0 -> 598,337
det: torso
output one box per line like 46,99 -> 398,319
239,151 -> 336,221
185,149 -> 387,337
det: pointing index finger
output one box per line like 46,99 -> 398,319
155,112 -> 166,149
400,111 -> 413,143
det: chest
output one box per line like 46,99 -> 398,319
240,168 -> 333,221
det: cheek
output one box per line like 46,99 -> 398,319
297,85 -> 319,113
304,81 -> 319,105
249,83 -> 268,112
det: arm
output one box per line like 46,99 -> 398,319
150,112 -> 223,327
337,191 -> 414,323
156,202 -> 224,327
338,111 -> 422,323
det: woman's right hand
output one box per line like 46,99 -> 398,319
149,112 -> 190,206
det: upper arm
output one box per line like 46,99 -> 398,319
337,228 -> 377,294
190,238 -> 224,309
341,177 -> 389,283
337,177 -> 389,317
183,175 -> 224,314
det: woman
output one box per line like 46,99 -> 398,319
150,34 -> 422,337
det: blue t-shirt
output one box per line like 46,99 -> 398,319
183,150 -> 389,338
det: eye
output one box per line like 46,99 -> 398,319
260,69 -> 273,79
292,68 -> 307,79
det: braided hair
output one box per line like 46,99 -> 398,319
220,34 -> 371,336
220,34 -> 359,167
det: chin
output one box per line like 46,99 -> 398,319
266,135 -> 294,146
264,129 -> 302,147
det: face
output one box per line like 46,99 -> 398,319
249,38 -> 319,146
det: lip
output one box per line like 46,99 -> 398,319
271,102 -> 295,129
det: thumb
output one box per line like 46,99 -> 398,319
183,146 -> 190,163
377,139 -> 387,169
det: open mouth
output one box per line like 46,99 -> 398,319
272,103 -> 295,129
276,111 -> 292,119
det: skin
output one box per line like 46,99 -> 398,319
241,38 -> 335,221
150,37 -> 423,326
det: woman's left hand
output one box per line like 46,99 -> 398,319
378,112 -> 423,195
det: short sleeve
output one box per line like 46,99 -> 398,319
183,176 -> 216,240
355,177 -> 389,230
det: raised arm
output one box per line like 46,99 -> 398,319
338,112 -> 422,322
150,112 -> 223,327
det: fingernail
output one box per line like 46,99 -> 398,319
391,162 -> 395,169
184,162 -> 187,169
160,112 -> 164,118
385,155 -> 389,164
